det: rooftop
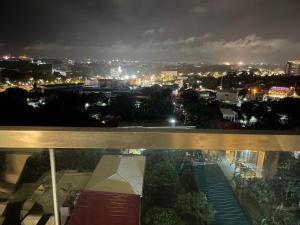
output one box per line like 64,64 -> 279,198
288,60 -> 300,65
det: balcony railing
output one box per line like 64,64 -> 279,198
1,126 -> 300,150
0,127 -> 300,225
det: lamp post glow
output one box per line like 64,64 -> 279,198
169,118 -> 176,127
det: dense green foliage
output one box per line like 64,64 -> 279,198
233,153 -> 300,225
143,207 -> 185,225
176,192 -> 215,225
142,151 -> 215,225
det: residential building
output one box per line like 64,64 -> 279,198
216,90 -> 239,104
286,60 -> 300,76
220,108 -> 238,122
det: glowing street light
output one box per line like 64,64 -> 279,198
169,118 -> 176,127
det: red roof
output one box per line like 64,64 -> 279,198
68,191 -> 140,225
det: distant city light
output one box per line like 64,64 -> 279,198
118,66 -> 122,73
2,55 -> 10,60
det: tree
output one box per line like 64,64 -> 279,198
143,207 -> 184,225
175,192 -> 215,225
41,92 -> 94,126
182,89 -> 199,106
143,158 -> 182,208
110,93 -> 135,120
257,204 -> 297,225
136,87 -> 173,120
0,87 -> 32,125
180,164 -> 198,192
272,98 -> 300,129
181,89 -> 222,128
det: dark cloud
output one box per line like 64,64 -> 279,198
0,0 -> 300,63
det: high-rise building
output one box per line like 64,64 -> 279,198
286,60 -> 300,76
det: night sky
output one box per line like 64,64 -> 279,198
1,0 -> 300,63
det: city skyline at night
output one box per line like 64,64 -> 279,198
1,0 -> 300,63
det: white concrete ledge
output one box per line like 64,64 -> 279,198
0,127 -> 299,151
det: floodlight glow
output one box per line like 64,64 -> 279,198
169,118 -> 176,124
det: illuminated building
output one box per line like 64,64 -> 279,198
216,90 -> 239,105
286,60 -> 300,76
225,150 -> 279,178
1,55 -> 12,60
199,90 -> 216,100
18,55 -> 30,61
129,79 -> 137,86
220,108 -> 238,122
136,75 -> 155,87
84,77 -> 100,87
174,79 -> 184,88
267,86 -> 294,99
159,71 -> 178,82
110,66 -> 126,79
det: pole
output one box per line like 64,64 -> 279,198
49,148 -> 60,225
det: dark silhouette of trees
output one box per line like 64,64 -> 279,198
136,87 -> 173,121
0,88 -> 95,126
0,87 -> 32,125
241,98 -> 300,129
110,93 -> 135,120
0,85 -> 175,126
175,192 -> 215,225
182,89 -> 222,128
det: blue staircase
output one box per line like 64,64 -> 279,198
194,164 -> 251,225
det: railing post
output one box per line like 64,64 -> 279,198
49,148 -> 60,225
